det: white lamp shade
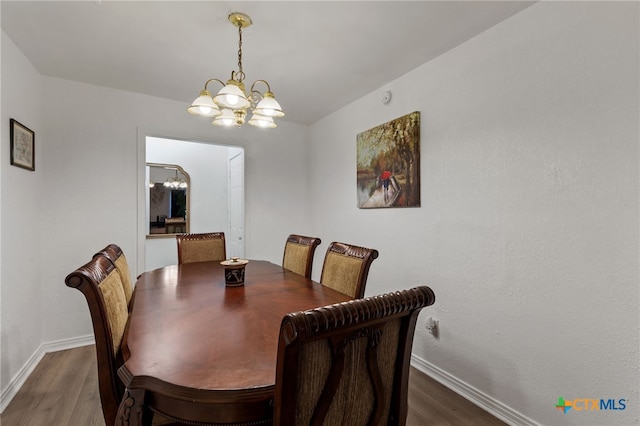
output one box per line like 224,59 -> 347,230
213,83 -> 250,109
253,93 -> 284,118
212,109 -> 237,127
187,91 -> 221,117
248,113 -> 277,129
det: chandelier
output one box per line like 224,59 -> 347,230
162,170 -> 188,189
187,12 -> 284,129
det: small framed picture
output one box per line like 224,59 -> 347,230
10,119 -> 35,171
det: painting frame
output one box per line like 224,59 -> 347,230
10,119 -> 35,171
357,111 -> 420,209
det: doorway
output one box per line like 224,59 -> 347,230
142,136 -> 245,270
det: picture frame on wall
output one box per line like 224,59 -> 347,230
356,111 -> 420,208
10,118 -> 35,171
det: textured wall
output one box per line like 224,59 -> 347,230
308,2 -> 639,425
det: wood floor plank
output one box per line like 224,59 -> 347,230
22,346 -> 95,425
2,346 -> 506,426
406,367 -> 506,426
0,349 -> 74,425
67,348 -> 104,426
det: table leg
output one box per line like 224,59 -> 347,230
115,388 -> 153,426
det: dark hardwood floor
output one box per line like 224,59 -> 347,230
1,345 -> 506,425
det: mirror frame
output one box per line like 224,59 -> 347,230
146,162 -> 191,239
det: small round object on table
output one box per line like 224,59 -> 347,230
220,258 -> 249,286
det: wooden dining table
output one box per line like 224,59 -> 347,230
116,260 -> 351,425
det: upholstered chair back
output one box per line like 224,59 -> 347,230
282,234 -> 322,279
176,232 -> 226,264
320,241 -> 379,298
273,286 -> 436,426
65,255 -> 129,426
94,243 -> 134,309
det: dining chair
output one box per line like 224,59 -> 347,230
65,256 -> 126,426
319,241 -> 379,298
282,234 -> 322,279
176,232 -> 226,264
93,243 -> 134,310
273,285 -> 436,426
65,255 -> 179,426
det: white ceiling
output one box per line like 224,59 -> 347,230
1,1 -> 535,125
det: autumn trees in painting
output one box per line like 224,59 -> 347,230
357,111 -> 420,208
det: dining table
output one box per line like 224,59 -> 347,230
115,259 -> 351,425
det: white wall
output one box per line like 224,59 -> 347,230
308,2 -> 638,425
0,32 -> 43,402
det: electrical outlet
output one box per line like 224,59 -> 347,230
425,317 -> 439,338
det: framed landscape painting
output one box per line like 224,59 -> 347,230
356,111 -> 420,208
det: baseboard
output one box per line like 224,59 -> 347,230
1,337 -> 536,422
0,335 -> 94,413
411,354 -> 540,426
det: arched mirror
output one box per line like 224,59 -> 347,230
147,163 -> 190,238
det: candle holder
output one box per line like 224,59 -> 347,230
220,257 -> 249,286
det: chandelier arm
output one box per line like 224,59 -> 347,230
247,92 -> 262,109
250,79 -> 272,95
203,78 -> 226,91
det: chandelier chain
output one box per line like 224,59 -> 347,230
236,24 -> 245,82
